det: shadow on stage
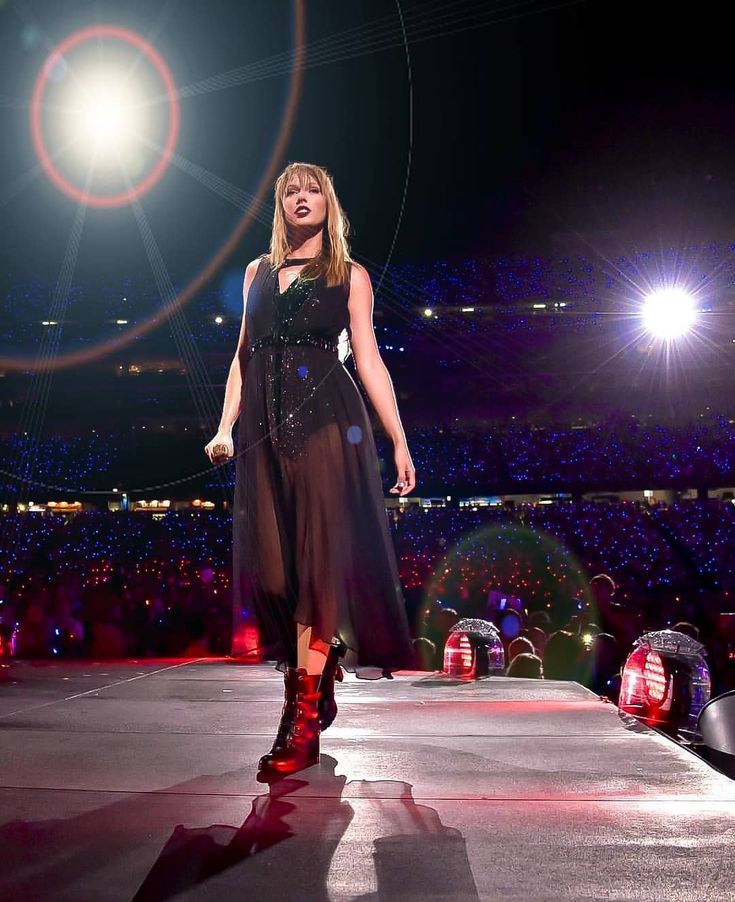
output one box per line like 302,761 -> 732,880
132,754 -> 480,901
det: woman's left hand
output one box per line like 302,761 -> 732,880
389,444 -> 416,496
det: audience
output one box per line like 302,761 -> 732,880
507,636 -> 535,663
7,412 -> 735,503
4,251 -> 735,706
506,653 -> 544,679
0,501 -> 732,698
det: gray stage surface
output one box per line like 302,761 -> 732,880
1,658 -> 733,901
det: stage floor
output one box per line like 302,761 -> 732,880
1,658 -> 734,901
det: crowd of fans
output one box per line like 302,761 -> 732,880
5,243 -> 735,351
4,412 -> 735,500
372,415 -> 735,491
4,247 -> 735,707
0,512 -> 233,659
1,502 -> 733,698
411,575 -> 717,703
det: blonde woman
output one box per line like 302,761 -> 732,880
205,162 -> 417,780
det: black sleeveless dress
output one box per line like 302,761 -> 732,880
232,255 -> 417,678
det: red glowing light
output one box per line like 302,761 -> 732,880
641,649 -> 667,704
443,632 -> 474,677
619,646 -> 668,711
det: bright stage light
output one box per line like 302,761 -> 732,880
641,288 -> 697,340
30,25 -> 182,209
81,89 -> 130,143
65,72 -> 147,161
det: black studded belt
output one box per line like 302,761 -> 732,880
247,332 -> 339,361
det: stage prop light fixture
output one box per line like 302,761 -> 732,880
618,629 -> 710,737
641,288 -> 697,340
443,618 -> 505,679
230,619 -> 262,663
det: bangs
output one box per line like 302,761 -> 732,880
283,164 -> 322,194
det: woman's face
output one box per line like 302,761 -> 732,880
282,175 -> 327,230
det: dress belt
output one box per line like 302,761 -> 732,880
247,332 -> 339,361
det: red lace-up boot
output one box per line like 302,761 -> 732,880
257,667 -> 301,771
257,669 -> 322,780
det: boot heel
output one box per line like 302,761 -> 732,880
318,650 -> 342,731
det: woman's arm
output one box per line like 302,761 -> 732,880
217,258 -> 260,433
347,263 -> 415,494
217,357 -> 242,433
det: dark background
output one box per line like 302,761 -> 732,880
2,0 -> 735,445
2,0 -> 734,278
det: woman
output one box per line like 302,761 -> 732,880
205,161 -> 417,780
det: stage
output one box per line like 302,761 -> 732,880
1,658 -> 733,901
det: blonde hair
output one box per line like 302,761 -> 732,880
268,162 -> 354,288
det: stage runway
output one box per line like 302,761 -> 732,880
1,658 -> 733,901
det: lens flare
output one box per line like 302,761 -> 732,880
641,288 -> 697,340
3,4 -> 306,373
78,83 -> 135,145
30,25 -> 180,208
420,521 -> 592,635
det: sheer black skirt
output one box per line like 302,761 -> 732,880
232,346 -> 417,678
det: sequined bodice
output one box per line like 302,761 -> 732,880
243,255 -> 351,348
238,256 -> 353,457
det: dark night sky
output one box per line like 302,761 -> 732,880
1,0 -> 735,284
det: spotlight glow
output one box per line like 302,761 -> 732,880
4,5 -> 306,373
641,288 -> 697,340
65,72 -> 146,161
80,85 -> 133,143
30,25 -> 180,208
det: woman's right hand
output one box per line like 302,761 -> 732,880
204,430 -> 234,464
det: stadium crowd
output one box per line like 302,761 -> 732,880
5,242 -> 735,347
3,245 -> 735,698
4,411 -> 735,499
1,502 -> 733,698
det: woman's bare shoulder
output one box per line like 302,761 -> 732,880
248,254 -> 268,271
348,262 -> 372,294
243,255 -> 269,284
